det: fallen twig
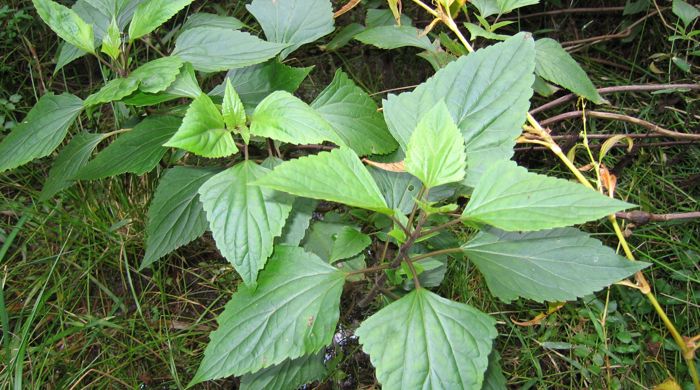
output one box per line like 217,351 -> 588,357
615,210 -> 700,226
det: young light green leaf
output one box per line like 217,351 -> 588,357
535,38 -> 605,104
277,198 -> 318,246
254,148 -> 392,214
128,0 -> 194,41
311,69 -> 398,156
39,132 -> 108,201
246,0 -> 334,58
181,12 -> 245,31
404,101 -> 466,188
130,56 -> 185,94
354,25 -> 435,51
33,0 -> 95,53
356,288 -> 497,389
461,228 -> 650,303
250,91 -> 344,146
140,166 -> 218,269
164,93 -> 238,158
366,8 -> 413,28
330,227 -> 371,263
76,116 -> 179,179
222,79 -> 246,130
672,0 -> 700,26
101,17 -> 121,59
198,162 -> 293,285
383,33 -> 535,187
467,0 -> 500,17
239,353 -> 326,390
461,161 -> 633,231
189,246 -> 345,385
0,93 -> 84,173
173,27 -> 287,73
83,77 -> 140,107
209,60 -> 313,108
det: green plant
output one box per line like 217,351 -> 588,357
2,0 -> 692,388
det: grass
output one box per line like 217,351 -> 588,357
1,0 -> 699,388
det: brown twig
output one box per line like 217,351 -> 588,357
539,110 -> 700,140
615,211 -> 700,226
531,84 -> 700,115
560,9 -> 659,48
21,36 -> 46,95
502,6 -> 625,20
515,140 -> 697,152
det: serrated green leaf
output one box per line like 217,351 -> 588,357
330,226 -> 371,262
464,22 -> 509,41
303,221 -> 357,261
173,27 -> 287,73
497,0 -> 539,13
39,132 -> 108,201
130,56 -> 184,94
53,0 -> 112,73
535,38 -> 604,104
181,12 -> 245,31
33,0 -> 95,53
246,0 -> 334,59
323,23 -> 365,51
672,0 -> 700,26
222,79 -> 246,130
164,93 -> 238,158
128,0 -> 193,41
354,25 -> 434,51
76,116 -> 180,179
84,77 -> 139,107
366,9 -> 413,27
250,91 -> 344,146
122,62 -> 201,106
405,101 -> 466,188
278,198 -> 318,246
461,161 -> 634,231
0,93 -> 83,173
254,148 -> 391,214
356,288 -> 497,389
383,33 -> 535,187
239,353 -> 326,390
189,246 -> 345,385
311,69 -> 398,156
101,17 -> 121,59
209,60 -> 313,108
461,228 -> 650,302
140,166 -> 217,269
198,162 -> 293,285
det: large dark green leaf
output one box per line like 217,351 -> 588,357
535,39 -> 604,104
311,70 -> 397,156
0,93 -> 83,173
209,60 -> 313,108
461,228 -> 649,302
84,77 -> 140,107
239,353 -> 326,390
277,198 -> 318,246
356,288 -> 497,389
461,161 -> 633,231
76,116 -> 180,179
181,12 -> 244,31
39,132 -> 107,201
246,0 -> 334,58
140,166 -> 217,269
189,246 -> 345,385
250,91 -> 344,146
173,27 -> 287,73
383,33 -> 535,186
198,162 -> 293,285
354,25 -> 434,51
254,147 -> 392,214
